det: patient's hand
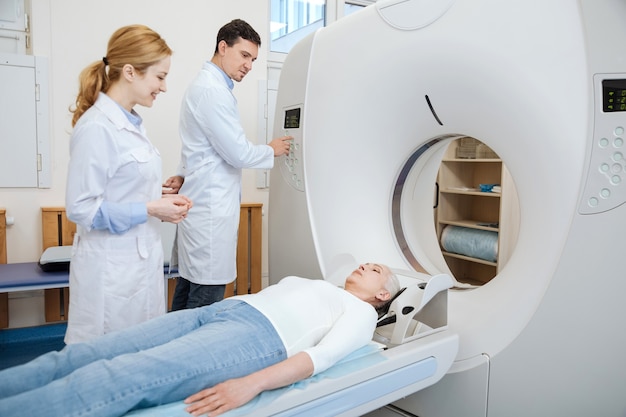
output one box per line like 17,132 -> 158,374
184,353 -> 313,416
184,376 -> 261,417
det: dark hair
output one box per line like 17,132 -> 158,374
214,19 -> 261,54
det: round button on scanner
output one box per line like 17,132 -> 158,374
612,163 -> 622,173
589,197 -> 599,207
615,137 -> 624,147
599,137 -> 610,148
615,126 -> 624,136
611,175 -> 622,185
600,188 -> 611,198
614,152 -> 623,162
601,163 -> 610,173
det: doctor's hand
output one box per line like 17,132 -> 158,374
162,175 -> 184,194
268,135 -> 293,157
147,195 -> 192,224
164,193 -> 193,210
184,376 -> 261,417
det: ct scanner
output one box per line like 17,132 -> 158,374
267,0 -> 626,416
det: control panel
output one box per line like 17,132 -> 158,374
579,74 -> 626,214
279,105 -> 305,191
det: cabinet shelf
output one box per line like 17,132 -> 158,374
442,158 -> 501,163
440,189 -> 501,197
442,251 -> 497,267
436,137 -> 519,285
438,219 -> 499,232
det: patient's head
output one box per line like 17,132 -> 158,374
344,263 -> 401,308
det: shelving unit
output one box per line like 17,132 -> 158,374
436,138 -> 519,285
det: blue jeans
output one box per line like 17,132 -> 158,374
0,300 -> 286,417
170,277 -> 226,311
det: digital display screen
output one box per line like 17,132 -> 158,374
284,108 -> 301,129
602,79 -> 626,112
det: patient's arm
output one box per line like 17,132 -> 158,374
184,351 -> 314,417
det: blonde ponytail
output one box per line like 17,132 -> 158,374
69,25 -> 172,127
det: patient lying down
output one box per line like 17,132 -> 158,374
0,263 -> 400,417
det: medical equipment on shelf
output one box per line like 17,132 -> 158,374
440,225 -> 498,262
268,0 -> 626,416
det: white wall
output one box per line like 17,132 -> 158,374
1,0 -> 272,268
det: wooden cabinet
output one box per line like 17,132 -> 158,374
0,208 -> 6,264
41,207 -> 75,322
0,208 -> 7,328
40,204 -> 263,319
436,138 -> 519,285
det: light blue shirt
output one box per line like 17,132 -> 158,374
209,61 -> 234,90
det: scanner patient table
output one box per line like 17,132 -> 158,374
124,332 -> 458,417
124,274 -> 459,417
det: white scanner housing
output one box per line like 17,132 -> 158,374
269,0 -> 626,416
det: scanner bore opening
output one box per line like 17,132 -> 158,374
393,136 -> 520,287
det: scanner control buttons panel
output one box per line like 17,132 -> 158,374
280,128 -> 304,191
579,74 -> 626,214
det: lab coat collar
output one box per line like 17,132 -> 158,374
205,61 -> 234,90
93,92 -> 146,135
116,103 -> 143,129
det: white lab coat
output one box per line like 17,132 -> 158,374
65,93 -> 165,344
173,62 -> 274,285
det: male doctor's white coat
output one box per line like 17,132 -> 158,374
172,62 -> 274,286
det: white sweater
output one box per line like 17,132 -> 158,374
232,276 -> 377,375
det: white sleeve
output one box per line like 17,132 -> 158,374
303,300 -> 377,375
65,121 -> 117,230
195,87 -> 274,169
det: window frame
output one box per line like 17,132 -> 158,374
268,0 -> 376,63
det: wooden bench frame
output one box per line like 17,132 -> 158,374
41,207 -> 73,322
0,209 -> 7,328
40,204 -> 263,322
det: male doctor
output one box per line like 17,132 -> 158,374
163,19 -> 291,309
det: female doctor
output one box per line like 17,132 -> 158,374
65,25 -> 192,344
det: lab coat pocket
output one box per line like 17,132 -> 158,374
103,243 -> 146,299
136,234 -> 150,260
71,234 -> 80,256
103,287 -> 150,334
130,147 -> 159,183
102,241 -> 152,333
